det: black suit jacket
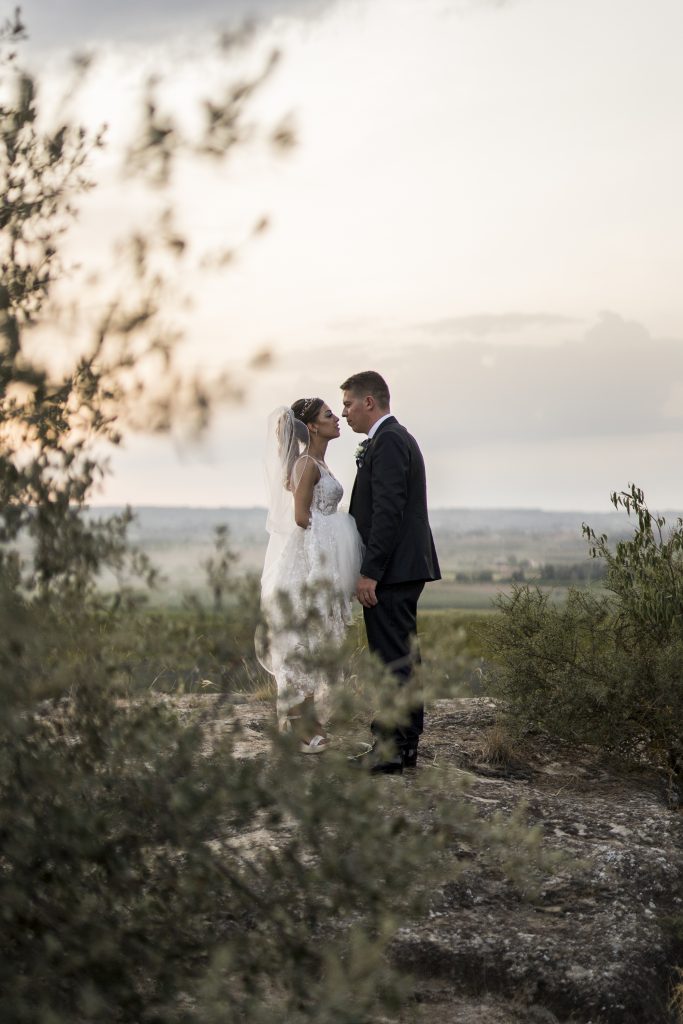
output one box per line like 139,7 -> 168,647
349,416 -> 441,585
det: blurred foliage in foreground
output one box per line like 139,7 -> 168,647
0,13 -> 544,1021
486,484 -> 683,803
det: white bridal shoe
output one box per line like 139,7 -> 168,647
298,733 -> 330,755
281,715 -> 331,755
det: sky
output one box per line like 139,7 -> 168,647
15,0 -> 683,511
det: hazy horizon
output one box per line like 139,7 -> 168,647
87,500 -> 683,515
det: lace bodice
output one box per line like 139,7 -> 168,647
311,461 -> 343,516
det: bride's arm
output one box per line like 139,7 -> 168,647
292,456 -> 320,529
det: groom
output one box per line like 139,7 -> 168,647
341,371 -> 441,774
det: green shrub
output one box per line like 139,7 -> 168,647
103,578 -> 266,695
486,486 -> 683,798
0,587 -> 548,1024
417,609 -> 493,697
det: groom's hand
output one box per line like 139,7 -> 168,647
356,575 -> 378,607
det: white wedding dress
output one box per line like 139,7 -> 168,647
259,456 -> 363,727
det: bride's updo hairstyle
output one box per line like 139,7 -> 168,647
291,397 -> 324,425
276,398 -> 323,491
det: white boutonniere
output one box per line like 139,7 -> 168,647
355,438 -> 371,466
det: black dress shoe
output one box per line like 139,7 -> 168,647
369,754 -> 404,775
349,742 -> 403,775
401,747 -> 418,769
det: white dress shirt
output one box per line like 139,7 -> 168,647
368,413 -> 392,439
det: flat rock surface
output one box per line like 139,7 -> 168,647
171,694 -> 683,1023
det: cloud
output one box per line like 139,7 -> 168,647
242,311 -> 682,449
367,312 -> 683,448
19,0 -> 340,51
252,309 -> 683,442
417,312 -> 580,337
97,312 -> 683,510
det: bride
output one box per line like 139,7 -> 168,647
258,397 -> 363,753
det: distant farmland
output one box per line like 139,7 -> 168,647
85,505 -> 645,608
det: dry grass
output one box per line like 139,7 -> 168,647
479,723 -> 518,768
671,968 -> 683,1023
236,656 -> 276,701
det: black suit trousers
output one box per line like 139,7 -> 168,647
363,580 -> 425,752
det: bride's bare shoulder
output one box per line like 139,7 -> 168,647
290,453 -> 321,488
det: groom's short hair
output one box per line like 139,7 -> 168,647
340,371 -> 390,409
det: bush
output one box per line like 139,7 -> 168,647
106,579 -> 266,696
0,585 -> 549,1024
485,485 -> 683,799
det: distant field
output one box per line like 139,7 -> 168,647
415,607 -> 496,696
78,504 -> 636,610
139,575 -> 582,612
420,578 -> 591,610
422,579 -> 505,610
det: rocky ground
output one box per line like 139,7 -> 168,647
175,694 -> 683,1024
